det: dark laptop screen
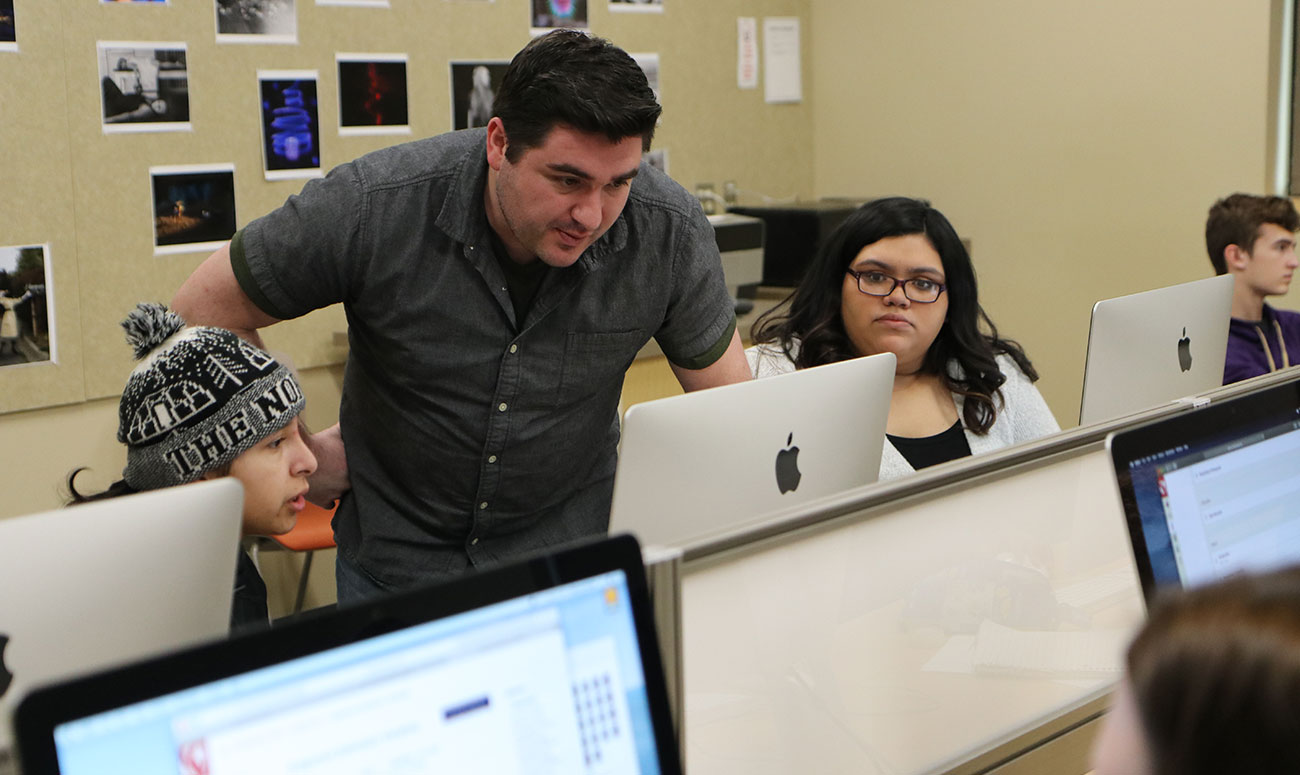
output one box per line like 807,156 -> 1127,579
16,535 -> 679,775
1110,378 -> 1300,599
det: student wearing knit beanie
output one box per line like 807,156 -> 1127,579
68,303 -> 317,631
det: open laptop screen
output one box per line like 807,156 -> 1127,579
1109,377 -> 1300,600
15,535 -> 678,775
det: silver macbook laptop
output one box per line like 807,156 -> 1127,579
13,534 -> 682,775
609,352 -> 895,548
0,479 -> 243,769
1079,274 -> 1233,425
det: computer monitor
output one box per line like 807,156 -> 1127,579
14,534 -> 681,775
0,479 -> 244,771
610,352 -> 895,548
1108,376 -> 1300,602
1079,275 -> 1233,426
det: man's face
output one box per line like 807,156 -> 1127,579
485,118 -> 643,267
1240,222 -> 1299,296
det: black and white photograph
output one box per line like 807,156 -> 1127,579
338,54 -> 409,135
0,244 -> 54,368
259,70 -> 322,179
631,52 -> 660,104
530,0 -> 586,33
610,0 -> 661,13
98,42 -> 190,132
642,149 -> 667,175
449,61 -> 507,131
0,0 -> 17,52
216,0 -> 297,44
150,165 -> 238,255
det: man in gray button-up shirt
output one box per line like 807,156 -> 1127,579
172,31 -> 752,599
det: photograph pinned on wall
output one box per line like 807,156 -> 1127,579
449,61 -> 508,131
0,0 -> 17,53
610,0 -> 661,13
215,0 -> 297,44
316,0 -> 387,5
530,0 -> 586,34
150,164 -> 237,256
642,149 -> 667,175
630,53 -> 660,104
0,244 -> 55,368
338,54 -> 409,135
258,70 -> 322,179
98,42 -> 190,132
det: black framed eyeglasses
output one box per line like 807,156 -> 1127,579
846,269 -> 947,303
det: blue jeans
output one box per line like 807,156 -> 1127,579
335,548 -> 392,605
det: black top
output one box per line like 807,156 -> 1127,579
491,231 -> 549,326
231,550 -> 270,634
888,420 -> 972,471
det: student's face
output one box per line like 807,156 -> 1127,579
485,118 -> 643,268
1240,222 -> 1299,296
1090,677 -> 1154,775
219,419 -> 317,537
840,234 -> 949,375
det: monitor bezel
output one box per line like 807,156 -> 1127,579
14,533 -> 681,775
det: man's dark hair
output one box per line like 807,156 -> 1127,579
1205,193 -> 1299,274
1127,565 -> 1300,775
492,30 -> 661,162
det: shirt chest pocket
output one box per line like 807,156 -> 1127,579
558,329 -> 650,404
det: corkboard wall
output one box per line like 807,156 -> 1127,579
2,0 -> 813,413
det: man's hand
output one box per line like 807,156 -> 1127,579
302,422 -> 350,507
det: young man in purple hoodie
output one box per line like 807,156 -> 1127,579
1205,193 -> 1300,384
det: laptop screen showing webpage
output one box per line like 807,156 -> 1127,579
44,569 -> 661,775
1110,379 -> 1300,598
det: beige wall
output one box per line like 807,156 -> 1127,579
809,0 -> 1295,423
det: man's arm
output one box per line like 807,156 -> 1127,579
670,329 -> 752,392
171,243 -> 279,348
173,243 -> 351,506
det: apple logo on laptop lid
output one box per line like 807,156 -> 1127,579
1178,327 -> 1193,372
775,432 -> 802,494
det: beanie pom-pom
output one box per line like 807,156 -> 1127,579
121,303 -> 187,360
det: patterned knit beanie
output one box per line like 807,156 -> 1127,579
118,303 -> 305,490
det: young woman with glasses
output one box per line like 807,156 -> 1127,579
748,196 -> 1058,480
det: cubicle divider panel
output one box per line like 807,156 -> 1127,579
678,443 -> 1142,775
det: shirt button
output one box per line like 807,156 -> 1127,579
498,402 -> 508,412
509,344 -> 518,354
479,501 -> 488,510
471,537 -> 479,545
488,455 -> 498,464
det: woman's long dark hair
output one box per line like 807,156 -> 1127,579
751,196 -> 1037,434
65,462 -> 229,505
65,468 -> 139,504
